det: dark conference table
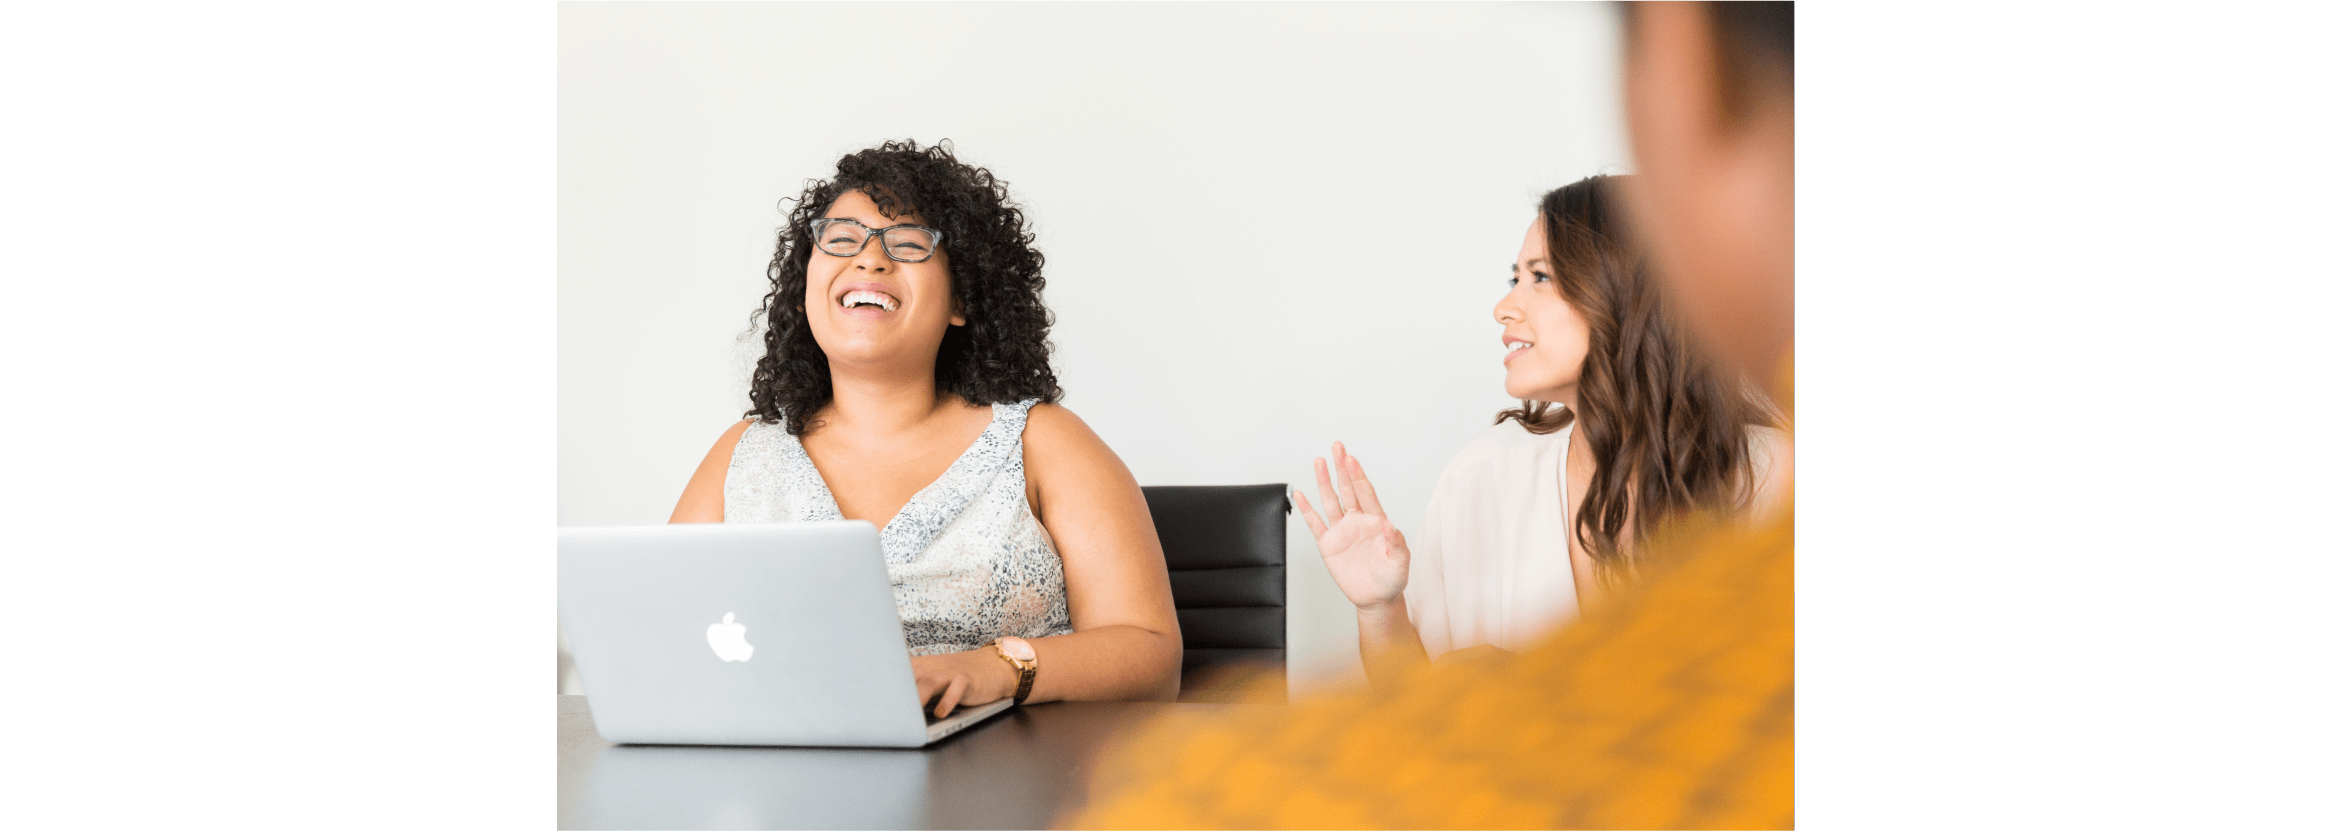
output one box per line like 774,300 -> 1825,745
558,694 -> 1247,830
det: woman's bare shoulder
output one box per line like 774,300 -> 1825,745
1022,403 -> 1145,489
716,417 -> 764,452
672,418 -> 762,524
1022,402 -> 1113,458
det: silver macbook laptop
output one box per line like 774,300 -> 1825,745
558,521 -> 1013,747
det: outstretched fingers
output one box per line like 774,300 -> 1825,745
1328,442 -> 1363,514
1343,449 -> 1387,517
1292,488 -> 1329,538
1313,456 -> 1347,522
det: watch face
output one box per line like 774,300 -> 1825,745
1000,637 -> 1035,662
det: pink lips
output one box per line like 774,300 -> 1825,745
1502,336 -> 1532,366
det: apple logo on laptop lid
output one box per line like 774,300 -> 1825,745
706,612 -> 755,662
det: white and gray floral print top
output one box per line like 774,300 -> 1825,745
723,399 -> 1073,656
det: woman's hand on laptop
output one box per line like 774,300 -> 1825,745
913,649 -> 1019,718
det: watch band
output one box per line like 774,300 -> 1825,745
1011,659 -> 1035,705
991,638 -> 1038,705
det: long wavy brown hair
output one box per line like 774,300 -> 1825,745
1497,175 -> 1774,590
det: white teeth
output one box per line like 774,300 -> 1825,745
1508,341 -> 1534,351
839,290 -> 898,312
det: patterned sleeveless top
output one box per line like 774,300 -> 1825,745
722,399 -> 1073,656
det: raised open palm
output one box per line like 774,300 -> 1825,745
1293,442 -> 1413,610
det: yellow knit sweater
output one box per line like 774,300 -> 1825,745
1062,503 -> 1795,829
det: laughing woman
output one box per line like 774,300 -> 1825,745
670,140 -> 1181,715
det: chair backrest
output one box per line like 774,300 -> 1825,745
1140,484 -> 1288,700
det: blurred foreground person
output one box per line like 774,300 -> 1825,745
1062,3 -> 1796,828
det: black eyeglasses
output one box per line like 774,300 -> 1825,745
806,218 -> 947,263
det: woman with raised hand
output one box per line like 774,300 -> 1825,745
669,140 -> 1181,716
1075,7 -> 1800,824
1295,175 -> 1789,683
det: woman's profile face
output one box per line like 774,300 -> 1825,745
803,189 -> 964,375
1493,217 -> 1594,406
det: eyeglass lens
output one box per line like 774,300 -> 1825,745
813,220 -> 939,261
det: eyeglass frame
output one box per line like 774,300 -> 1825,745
805,218 -> 949,263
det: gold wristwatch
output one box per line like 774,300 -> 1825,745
990,637 -> 1038,705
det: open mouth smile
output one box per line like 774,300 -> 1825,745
838,289 -> 899,312
833,281 -> 903,317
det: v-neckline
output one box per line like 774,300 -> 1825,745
790,403 -> 1011,541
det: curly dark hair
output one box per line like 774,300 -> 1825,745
745,139 -> 1062,434
1498,175 -> 1773,590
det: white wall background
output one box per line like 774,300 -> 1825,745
558,1 -> 1630,691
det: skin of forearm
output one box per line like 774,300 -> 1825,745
1355,598 -> 1430,687
1020,624 -> 1183,703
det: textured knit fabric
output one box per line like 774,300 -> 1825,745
723,399 -> 1073,656
1062,502 -> 1796,829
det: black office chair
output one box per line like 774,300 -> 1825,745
1140,484 -> 1289,702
